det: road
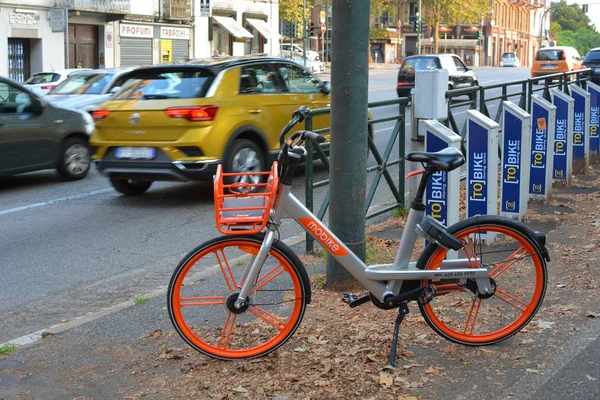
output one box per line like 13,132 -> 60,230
0,67 -> 532,344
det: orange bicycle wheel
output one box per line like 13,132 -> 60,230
168,234 -> 310,360
417,216 -> 547,346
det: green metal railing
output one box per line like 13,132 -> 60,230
303,98 -> 409,252
302,68 -> 592,252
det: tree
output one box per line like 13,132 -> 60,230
279,0 -> 312,26
422,0 -> 490,53
550,0 -> 594,32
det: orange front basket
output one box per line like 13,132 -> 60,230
213,162 -> 279,235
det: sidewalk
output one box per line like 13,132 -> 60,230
2,170 -> 600,399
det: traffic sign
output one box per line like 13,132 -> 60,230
320,11 -> 326,23
321,23 -> 326,34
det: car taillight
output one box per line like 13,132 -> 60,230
165,106 -> 219,121
41,84 -> 56,90
92,109 -> 111,121
561,51 -> 566,61
397,82 -> 412,86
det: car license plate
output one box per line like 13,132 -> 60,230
115,147 -> 156,159
542,64 -> 557,70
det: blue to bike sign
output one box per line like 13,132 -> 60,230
501,101 -> 531,220
589,82 -> 600,155
570,85 -> 590,167
529,95 -> 556,201
466,110 -> 499,218
551,89 -> 574,185
423,120 -> 461,228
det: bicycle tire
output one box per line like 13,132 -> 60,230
416,215 -> 547,346
168,234 -> 311,360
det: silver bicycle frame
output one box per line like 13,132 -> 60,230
235,183 -> 493,308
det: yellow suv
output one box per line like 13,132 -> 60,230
90,56 -> 333,195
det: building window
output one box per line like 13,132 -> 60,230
7,39 -> 31,82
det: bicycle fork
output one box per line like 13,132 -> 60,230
234,230 -> 276,309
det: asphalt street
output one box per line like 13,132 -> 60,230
0,66 -> 532,345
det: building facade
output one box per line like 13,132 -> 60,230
0,0 -> 280,82
396,0 -> 551,67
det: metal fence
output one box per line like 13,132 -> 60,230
302,69 -> 592,252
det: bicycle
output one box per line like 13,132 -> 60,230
167,107 -> 549,365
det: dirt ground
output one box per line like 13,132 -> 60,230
2,169 -> 600,400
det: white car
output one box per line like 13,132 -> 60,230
500,52 -> 520,67
280,43 -> 320,61
24,69 -> 91,95
45,67 -> 135,112
291,54 -> 325,73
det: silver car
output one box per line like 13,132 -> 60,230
500,52 -> 520,67
45,68 -> 135,112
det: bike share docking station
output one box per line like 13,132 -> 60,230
529,95 -> 556,203
588,82 -> 600,157
552,89 -> 575,187
571,85 -> 591,173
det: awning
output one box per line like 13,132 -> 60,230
213,16 -> 253,39
246,18 -> 280,40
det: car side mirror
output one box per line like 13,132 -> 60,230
27,99 -> 45,115
109,86 -> 121,95
320,81 -> 331,94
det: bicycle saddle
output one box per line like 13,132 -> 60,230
405,147 -> 465,172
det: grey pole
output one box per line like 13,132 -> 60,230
302,0 -> 307,66
417,0 -> 422,55
65,7 -> 69,68
327,0 -> 370,286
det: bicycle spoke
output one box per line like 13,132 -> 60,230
464,236 -> 481,269
463,298 -> 482,335
218,313 -> 237,349
180,295 -> 224,307
251,264 -> 285,294
495,288 -> 528,312
215,249 -> 237,290
490,247 -> 527,279
249,305 -> 285,330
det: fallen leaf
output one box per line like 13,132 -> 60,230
398,397 -> 419,400
537,321 -> 555,330
526,369 -> 540,374
379,371 -> 394,387
586,312 -> 599,318
586,374 -> 598,381
417,333 -> 428,340
294,346 -> 309,353
556,283 -> 567,288
233,385 -> 248,394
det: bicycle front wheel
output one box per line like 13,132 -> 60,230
417,215 -> 547,346
168,234 -> 310,360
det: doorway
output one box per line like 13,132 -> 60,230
67,25 -> 99,69
7,38 -> 31,82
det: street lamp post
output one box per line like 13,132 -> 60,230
303,0 -> 307,66
417,0 -> 422,55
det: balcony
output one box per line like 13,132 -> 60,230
163,0 -> 192,20
61,0 -> 130,14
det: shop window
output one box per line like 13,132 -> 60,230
7,39 -> 31,83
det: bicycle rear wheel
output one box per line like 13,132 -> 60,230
417,215 -> 547,346
168,234 -> 311,360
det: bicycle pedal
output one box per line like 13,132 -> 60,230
341,293 -> 370,308
341,293 -> 359,304
418,284 -> 438,305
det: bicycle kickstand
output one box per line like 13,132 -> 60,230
387,301 -> 410,368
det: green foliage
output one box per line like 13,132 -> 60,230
133,295 -> 151,304
550,0 -> 594,32
370,26 -> 391,40
280,0 -> 312,25
556,28 -> 600,56
0,344 -> 18,354
422,0 -> 491,52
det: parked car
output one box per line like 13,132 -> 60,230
0,76 -> 95,180
23,68 -> 91,96
397,54 -> 479,98
290,54 -> 326,73
531,46 -> 583,78
280,43 -> 320,61
45,68 -> 135,112
500,52 -> 520,67
89,56 -> 334,195
583,47 -> 600,85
